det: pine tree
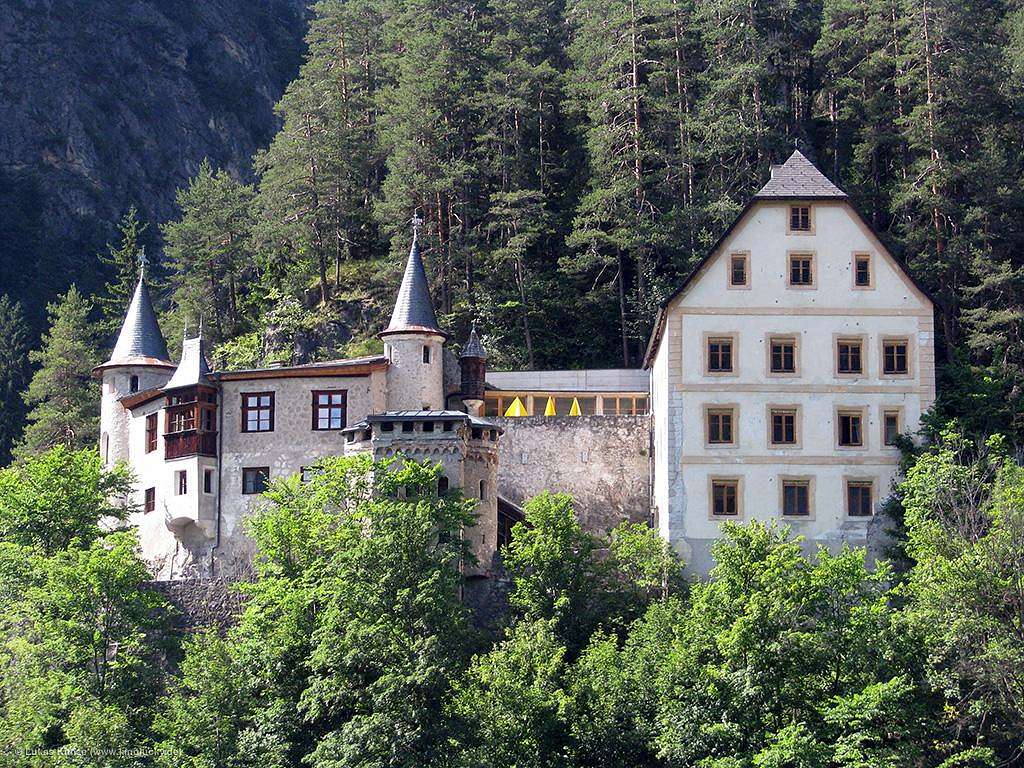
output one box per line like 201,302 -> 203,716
16,287 -> 101,458
95,206 -> 149,340
163,160 -> 256,345
0,296 -> 30,466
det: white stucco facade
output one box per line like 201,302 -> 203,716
647,196 -> 935,573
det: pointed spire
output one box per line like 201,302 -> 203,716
163,330 -> 211,391
460,322 -> 487,359
104,269 -> 170,366
755,149 -> 847,199
380,216 -> 445,338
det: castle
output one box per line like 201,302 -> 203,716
96,151 -> 935,580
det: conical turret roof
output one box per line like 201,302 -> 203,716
163,335 -> 211,391
460,324 -> 487,359
102,272 -> 171,367
381,228 -> 445,338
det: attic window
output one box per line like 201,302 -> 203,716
729,253 -> 749,287
789,205 -> 811,232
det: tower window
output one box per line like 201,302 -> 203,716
145,413 -> 158,453
402,421 -> 415,433
422,345 -> 431,364
479,480 -> 487,500
129,375 -> 139,393
242,467 -> 270,495
438,475 -> 449,495
241,392 -> 275,433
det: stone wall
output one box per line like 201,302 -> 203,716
152,578 -> 248,633
495,415 -> 651,533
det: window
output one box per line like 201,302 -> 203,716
768,336 -> 797,375
312,390 -> 347,430
882,339 -> 909,375
838,409 -> 864,447
729,253 -> 749,287
203,469 -> 214,494
788,254 -> 814,286
706,336 -> 734,374
300,466 -> 319,483
381,421 -> 394,432
175,470 -> 187,496
129,374 -> 139,393
144,487 -> 155,514
770,408 -> 797,446
883,409 -> 901,447
710,478 -> 740,518
438,475 -> 449,495
479,480 -> 487,501
168,409 -> 195,433
242,467 -> 270,495
402,421 -> 415,433
836,339 -> 863,375
422,345 -> 431,364
847,481 -> 874,517
242,393 -> 274,432
423,421 -> 435,433
854,254 -> 872,287
789,205 -> 811,232
782,479 -> 811,517
145,413 -> 157,452
705,407 -> 736,446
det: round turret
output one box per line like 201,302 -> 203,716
459,324 -> 487,416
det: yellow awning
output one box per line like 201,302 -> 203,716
544,397 -> 556,416
504,396 -> 528,417
569,397 -> 582,416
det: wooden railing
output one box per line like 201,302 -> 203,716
164,430 -> 217,459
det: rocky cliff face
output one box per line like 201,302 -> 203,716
0,0 -> 310,324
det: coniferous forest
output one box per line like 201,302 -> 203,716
2,0 -> 1024,765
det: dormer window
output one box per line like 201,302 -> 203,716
789,205 -> 811,232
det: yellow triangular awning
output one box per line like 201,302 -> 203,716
504,396 -> 528,417
544,397 -> 556,416
569,397 -> 582,416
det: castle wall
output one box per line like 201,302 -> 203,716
494,415 -> 651,534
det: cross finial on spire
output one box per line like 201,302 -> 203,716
138,246 -> 148,273
411,213 -> 423,242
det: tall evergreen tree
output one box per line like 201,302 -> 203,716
0,297 -> 30,466
16,287 -> 101,459
95,206 -> 149,340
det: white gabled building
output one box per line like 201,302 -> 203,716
645,150 -> 936,572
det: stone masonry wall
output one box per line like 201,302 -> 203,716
495,415 -> 651,533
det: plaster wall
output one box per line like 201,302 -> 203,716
100,366 -> 172,466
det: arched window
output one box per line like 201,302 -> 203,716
479,479 -> 487,501
129,375 -> 139,393
438,475 -> 449,495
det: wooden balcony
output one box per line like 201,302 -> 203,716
164,430 -> 217,459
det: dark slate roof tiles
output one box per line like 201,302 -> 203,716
105,275 -> 170,365
382,235 -> 444,337
754,149 -> 847,199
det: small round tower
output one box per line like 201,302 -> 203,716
459,324 -> 487,416
380,221 -> 447,411
93,266 -> 173,466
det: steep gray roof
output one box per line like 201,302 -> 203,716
754,149 -> 847,199
104,275 -> 170,366
381,235 -> 444,337
460,325 -> 487,359
163,336 -> 211,391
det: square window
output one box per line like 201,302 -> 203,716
854,254 -> 872,287
883,339 -> 909,375
847,481 -> 874,517
769,337 -> 797,374
242,467 -> 270,495
788,254 -> 814,286
242,392 -> 274,433
707,337 -> 734,374
402,421 -> 415,433
838,410 -> 864,447
790,205 -> 811,232
770,409 -> 797,446
144,487 -> 155,514
782,479 -> 811,517
706,407 -> 736,446
312,390 -> 347,430
729,254 -> 749,287
883,410 -> 901,446
711,479 -> 740,517
837,340 -> 863,375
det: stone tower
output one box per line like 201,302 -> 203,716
94,268 -> 173,466
380,226 -> 446,411
459,324 -> 487,416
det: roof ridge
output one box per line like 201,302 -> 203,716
754,149 -> 846,199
